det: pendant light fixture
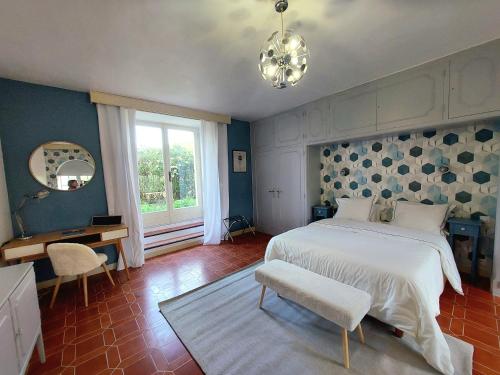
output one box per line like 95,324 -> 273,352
258,0 -> 310,89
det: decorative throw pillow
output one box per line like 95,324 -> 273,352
369,200 -> 384,222
390,201 -> 449,234
335,197 -> 375,222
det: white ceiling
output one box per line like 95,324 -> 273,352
0,0 -> 500,122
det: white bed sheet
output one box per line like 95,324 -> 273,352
264,218 -> 463,375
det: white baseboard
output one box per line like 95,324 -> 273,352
144,237 -> 204,259
144,226 -> 256,259
36,226 -> 256,289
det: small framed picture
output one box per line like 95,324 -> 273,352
232,150 -> 247,173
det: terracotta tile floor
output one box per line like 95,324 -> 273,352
29,232 -> 500,375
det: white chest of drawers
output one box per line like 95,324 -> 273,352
0,262 -> 45,375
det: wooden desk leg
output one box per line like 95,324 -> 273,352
116,239 -> 131,281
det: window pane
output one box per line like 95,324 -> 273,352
168,129 -> 197,208
136,126 -> 167,213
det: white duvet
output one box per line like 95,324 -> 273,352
265,218 -> 463,375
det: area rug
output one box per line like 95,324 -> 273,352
159,263 -> 472,375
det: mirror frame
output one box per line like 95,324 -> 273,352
29,141 -> 96,192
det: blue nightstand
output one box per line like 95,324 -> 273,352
447,218 -> 481,283
312,205 -> 334,222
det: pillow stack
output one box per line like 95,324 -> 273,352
333,197 -> 450,235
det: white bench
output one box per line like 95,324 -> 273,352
255,260 -> 372,369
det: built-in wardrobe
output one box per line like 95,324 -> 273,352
251,38 -> 500,235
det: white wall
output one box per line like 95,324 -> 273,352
0,139 -> 13,246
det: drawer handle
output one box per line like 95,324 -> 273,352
460,227 -> 466,231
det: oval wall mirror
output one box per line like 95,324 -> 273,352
29,141 -> 96,191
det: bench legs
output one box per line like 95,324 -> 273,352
357,324 -> 365,344
257,284 -> 366,370
258,285 -> 267,308
342,328 -> 350,369
342,324 -> 365,369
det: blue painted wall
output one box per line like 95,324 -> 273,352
0,78 -> 254,281
0,78 -> 116,281
227,119 -> 253,229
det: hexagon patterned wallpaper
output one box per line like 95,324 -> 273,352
320,121 -> 499,275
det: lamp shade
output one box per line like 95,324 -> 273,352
258,30 -> 309,89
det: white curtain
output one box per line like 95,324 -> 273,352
201,120 -> 229,244
97,104 -> 145,269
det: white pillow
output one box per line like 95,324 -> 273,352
390,201 -> 449,234
335,197 -> 375,222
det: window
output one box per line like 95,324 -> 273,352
136,112 -> 203,228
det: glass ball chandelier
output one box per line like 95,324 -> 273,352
258,0 -> 310,89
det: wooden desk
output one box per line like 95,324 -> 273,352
1,224 -> 130,280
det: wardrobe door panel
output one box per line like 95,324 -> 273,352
449,39 -> 500,118
377,61 -> 447,130
252,118 -> 274,152
275,110 -> 303,147
304,99 -> 328,143
277,149 -> 303,233
254,151 -> 278,235
330,84 -> 377,138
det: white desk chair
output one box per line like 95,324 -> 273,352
47,243 -> 115,308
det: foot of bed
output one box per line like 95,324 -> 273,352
393,328 -> 404,338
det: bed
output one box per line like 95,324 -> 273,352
264,218 -> 463,375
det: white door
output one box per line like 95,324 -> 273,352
0,303 -> 19,375
254,151 -> 278,235
136,122 -> 203,228
277,149 -> 303,233
449,39 -> 500,118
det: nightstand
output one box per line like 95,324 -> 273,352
447,217 -> 481,283
312,205 -> 334,222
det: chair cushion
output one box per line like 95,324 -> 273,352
255,260 -> 371,331
97,253 -> 108,265
47,243 -> 104,276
